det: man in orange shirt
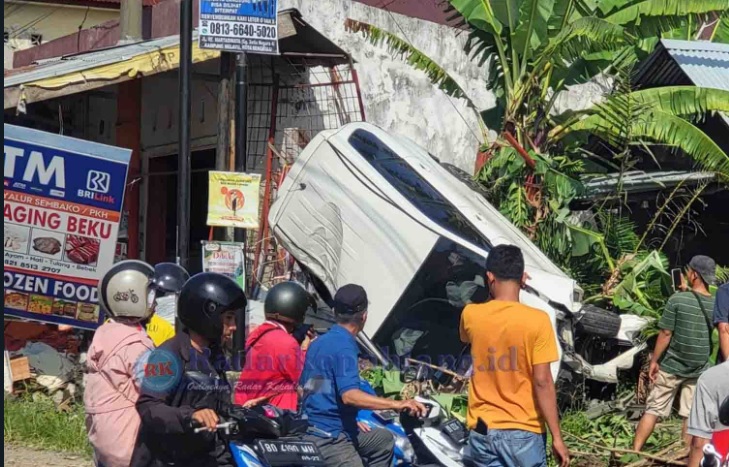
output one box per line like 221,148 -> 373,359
460,245 -> 570,467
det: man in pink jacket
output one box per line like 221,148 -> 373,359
84,260 -> 157,467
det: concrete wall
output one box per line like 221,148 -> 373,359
4,1 -> 118,68
280,0 -> 495,172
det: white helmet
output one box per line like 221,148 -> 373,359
99,260 -> 155,321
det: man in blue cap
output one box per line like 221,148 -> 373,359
300,284 -> 426,467
714,282 -> 729,362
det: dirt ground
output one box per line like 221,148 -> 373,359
4,444 -> 93,467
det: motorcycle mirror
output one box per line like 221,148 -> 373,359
402,366 -> 418,384
720,396 -> 729,426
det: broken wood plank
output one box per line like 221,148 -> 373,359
624,442 -> 684,467
564,432 -> 687,466
405,358 -> 466,381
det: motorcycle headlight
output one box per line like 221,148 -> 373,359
394,435 -> 415,464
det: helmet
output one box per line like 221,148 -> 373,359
264,281 -> 313,326
153,263 -> 190,295
177,273 -> 247,341
99,260 -> 155,321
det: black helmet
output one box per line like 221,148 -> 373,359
177,273 -> 247,342
264,282 -> 313,326
153,262 -> 190,295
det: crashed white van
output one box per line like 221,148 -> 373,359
269,122 -> 648,387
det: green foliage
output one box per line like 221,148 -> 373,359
346,1 -> 726,318
560,87 -> 729,177
4,394 -> 92,457
717,265 -> 729,284
479,147 -> 585,267
561,411 -> 682,458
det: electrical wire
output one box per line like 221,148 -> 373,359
9,6 -> 62,39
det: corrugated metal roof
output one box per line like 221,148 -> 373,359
5,9 -> 350,91
660,39 -> 729,92
4,33 -> 183,88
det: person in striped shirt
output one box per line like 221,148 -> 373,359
634,255 -> 717,452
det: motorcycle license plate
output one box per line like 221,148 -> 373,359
255,439 -> 325,466
441,418 -> 468,445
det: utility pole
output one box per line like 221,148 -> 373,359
233,53 -> 248,250
232,52 -> 248,358
177,0 -> 193,269
215,53 -> 235,242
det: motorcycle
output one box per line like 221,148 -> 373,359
356,368 -> 470,467
357,379 -> 417,466
701,396 -> 729,467
194,404 -> 325,467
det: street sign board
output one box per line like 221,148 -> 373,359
199,0 -> 279,55
4,124 -> 131,330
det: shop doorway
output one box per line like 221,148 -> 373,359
144,149 -> 216,273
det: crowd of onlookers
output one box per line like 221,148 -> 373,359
79,249 -> 729,467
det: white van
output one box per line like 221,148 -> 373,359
269,122 -> 648,386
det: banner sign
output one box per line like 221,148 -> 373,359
4,124 -> 131,330
199,0 -> 279,55
207,171 -> 261,229
201,241 -> 246,290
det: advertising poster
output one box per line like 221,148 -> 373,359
207,171 -> 261,229
199,0 -> 279,55
4,124 -> 131,330
201,241 -> 246,290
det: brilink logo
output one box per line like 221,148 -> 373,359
134,348 -> 182,394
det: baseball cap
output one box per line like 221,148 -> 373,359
688,255 -> 716,286
333,284 -> 368,315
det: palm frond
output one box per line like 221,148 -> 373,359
541,17 -> 627,68
446,0 -> 504,34
568,108 -> 729,176
623,13 -> 717,40
344,19 -> 479,112
490,0 -> 520,30
603,0 -> 729,26
513,0 -> 556,63
628,86 -> 729,121
712,12 -> 729,42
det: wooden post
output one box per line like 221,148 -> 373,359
119,0 -> 143,44
116,79 -> 142,259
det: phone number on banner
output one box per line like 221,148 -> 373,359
203,21 -> 276,39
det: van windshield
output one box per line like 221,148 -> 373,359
373,237 -> 489,369
348,129 -> 492,251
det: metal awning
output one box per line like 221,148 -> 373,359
579,170 -> 716,200
634,39 -> 729,126
4,9 -> 350,110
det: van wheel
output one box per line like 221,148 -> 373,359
576,305 -> 622,338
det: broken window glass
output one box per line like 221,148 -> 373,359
373,237 -> 489,371
347,129 -> 492,252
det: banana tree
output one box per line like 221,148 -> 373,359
347,0 -> 729,176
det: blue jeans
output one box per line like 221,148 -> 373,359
468,429 -> 548,467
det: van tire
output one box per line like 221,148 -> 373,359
577,305 -> 622,338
